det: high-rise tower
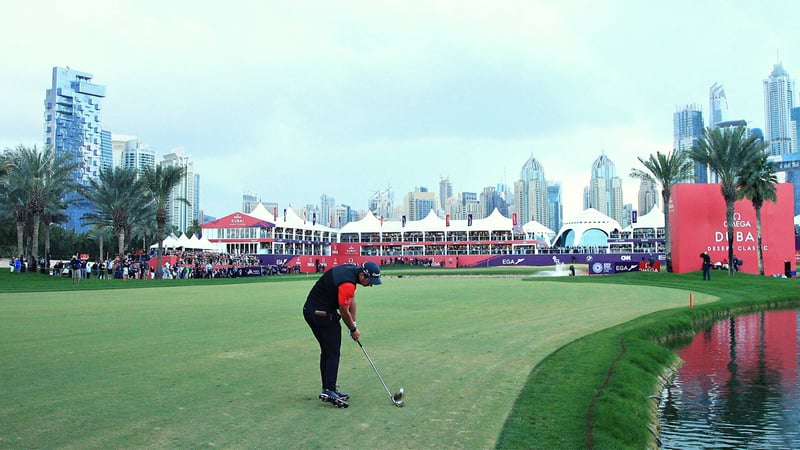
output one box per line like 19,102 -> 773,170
514,154 -> 549,226
161,147 -> 197,232
546,181 -> 563,234
673,104 -> 706,183
709,83 -> 727,129
585,153 -> 623,225
637,178 -> 659,215
439,177 -> 453,210
44,67 -> 112,232
763,62 -> 794,155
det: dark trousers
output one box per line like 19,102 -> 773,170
702,265 -> 711,280
303,307 -> 342,391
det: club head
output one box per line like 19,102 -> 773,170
393,388 -> 404,407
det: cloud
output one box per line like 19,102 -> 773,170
3,0 -> 800,221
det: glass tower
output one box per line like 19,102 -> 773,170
161,148 -> 197,233
709,83 -> 727,129
763,62 -> 794,156
673,104 -> 706,183
546,181 -> 562,234
585,153 -> 623,225
515,154 -> 549,226
44,67 -> 111,232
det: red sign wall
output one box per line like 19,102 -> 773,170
669,183 -> 794,275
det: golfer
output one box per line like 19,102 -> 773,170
700,252 -> 712,281
303,261 -> 382,406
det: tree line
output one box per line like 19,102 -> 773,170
0,145 -> 193,279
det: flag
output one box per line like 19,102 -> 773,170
632,210 -> 638,224
303,211 -> 307,224
512,213 -> 518,226
380,215 -> 384,227
283,209 -> 287,222
402,215 -> 406,227
312,212 -> 316,226
273,207 -> 277,220
329,215 -> 333,227
467,213 -> 472,227
445,214 -> 450,227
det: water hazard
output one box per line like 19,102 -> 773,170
658,310 -> 800,448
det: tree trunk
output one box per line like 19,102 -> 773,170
43,223 -> 51,261
156,241 -> 164,280
726,200 -> 735,276
155,216 -> 166,280
31,213 -> 40,262
117,229 -> 126,261
16,221 -> 24,259
755,206 -> 765,276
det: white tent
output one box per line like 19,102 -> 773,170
522,220 -> 556,243
176,233 -> 192,248
196,235 -> 220,251
149,233 -> 179,249
622,205 -> 664,232
552,208 -> 622,247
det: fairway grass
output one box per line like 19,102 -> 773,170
1,275 -> 717,449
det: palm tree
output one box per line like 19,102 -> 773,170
41,207 -> 69,261
736,154 -> 778,276
130,205 -> 159,257
7,145 -> 79,263
87,225 -> 114,263
0,151 -> 12,179
186,219 -> 202,238
690,126 -> 767,276
140,165 -> 187,279
82,166 -> 146,260
629,149 -> 695,272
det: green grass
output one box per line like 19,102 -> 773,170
1,269 -> 797,449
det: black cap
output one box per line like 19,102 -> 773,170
362,261 -> 382,285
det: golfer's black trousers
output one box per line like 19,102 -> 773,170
303,308 -> 342,391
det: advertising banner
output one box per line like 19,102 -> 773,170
669,183 -> 794,275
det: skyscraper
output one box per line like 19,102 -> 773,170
546,181 -> 562,234
404,187 -> 436,220
242,191 -> 260,214
585,153 -> 623,225
763,62 -> 794,155
479,185 -> 507,219
708,83 -> 727,129
439,177 -> 453,210
514,154 -> 549,225
788,107 -> 800,216
112,134 -> 156,175
44,67 -> 112,232
449,192 -> 479,220
319,194 -> 335,227
637,178 -> 659,215
368,186 -> 393,219
673,104 -> 706,183
161,147 -> 197,232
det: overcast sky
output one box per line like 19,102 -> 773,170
2,0 -> 798,220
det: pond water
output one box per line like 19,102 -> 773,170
658,309 -> 800,449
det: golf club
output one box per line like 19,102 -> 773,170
357,340 -> 405,407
